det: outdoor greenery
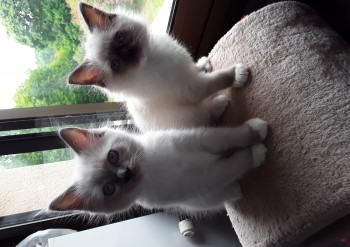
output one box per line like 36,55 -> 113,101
0,0 -> 108,108
0,0 -> 80,49
0,0 -> 163,168
13,48 -> 106,108
1,149 -> 73,169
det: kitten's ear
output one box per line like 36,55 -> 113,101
68,62 -> 106,87
59,128 -> 102,154
79,2 -> 116,32
49,185 -> 87,211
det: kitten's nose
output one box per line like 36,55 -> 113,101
120,47 -> 137,60
117,167 -> 133,182
120,47 -> 130,56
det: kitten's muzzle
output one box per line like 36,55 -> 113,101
116,167 -> 133,182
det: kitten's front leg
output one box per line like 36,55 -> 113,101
184,145 -> 267,211
194,64 -> 249,102
177,118 -> 267,153
203,118 -> 268,153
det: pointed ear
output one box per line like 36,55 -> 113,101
49,185 -> 87,211
68,62 -> 106,87
59,128 -> 102,154
79,2 -> 116,32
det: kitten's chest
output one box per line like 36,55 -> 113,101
143,147 -> 218,180
139,148 -> 219,205
126,100 -> 182,131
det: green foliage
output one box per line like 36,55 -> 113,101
13,48 -> 107,107
0,149 -> 72,169
72,45 -> 85,64
65,0 -> 164,23
142,0 -> 164,23
0,0 -> 108,108
0,0 -> 81,49
35,47 -> 56,67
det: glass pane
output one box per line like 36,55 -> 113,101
0,0 -> 172,220
0,149 -> 72,170
0,156 -> 73,217
0,0 -> 172,110
0,120 -> 133,218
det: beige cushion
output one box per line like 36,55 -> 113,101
209,1 -> 350,246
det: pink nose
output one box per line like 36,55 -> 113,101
340,236 -> 350,245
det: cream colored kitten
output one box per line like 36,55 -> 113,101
49,118 -> 267,215
69,3 -> 249,132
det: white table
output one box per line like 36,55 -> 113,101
48,213 -> 242,247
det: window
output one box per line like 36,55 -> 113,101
0,0 -> 243,245
0,0 -> 173,236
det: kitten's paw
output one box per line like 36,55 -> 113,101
252,143 -> 267,168
211,95 -> 229,119
196,56 -> 213,73
246,118 -> 268,140
232,64 -> 249,87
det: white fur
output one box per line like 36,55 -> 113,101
196,56 -> 213,72
252,144 -> 267,168
246,118 -> 268,139
51,119 -> 267,215
233,64 -> 249,87
83,10 -> 249,132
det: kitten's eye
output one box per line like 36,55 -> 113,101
103,182 -> 115,196
111,59 -> 120,71
108,150 -> 119,164
115,31 -> 125,43
117,167 -> 133,182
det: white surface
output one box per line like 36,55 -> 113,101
48,213 -> 242,247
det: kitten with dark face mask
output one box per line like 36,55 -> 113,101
69,3 -> 249,132
49,118 -> 267,215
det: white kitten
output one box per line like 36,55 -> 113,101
68,3 -> 249,132
49,118 -> 267,215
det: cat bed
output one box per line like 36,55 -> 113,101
207,1 -> 350,246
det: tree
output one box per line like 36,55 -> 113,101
0,0 -> 81,49
13,48 -> 107,108
35,47 -> 56,67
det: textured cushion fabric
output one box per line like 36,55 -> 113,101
208,1 -> 350,246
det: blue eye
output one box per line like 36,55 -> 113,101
111,59 -> 120,71
103,182 -> 115,196
108,150 -> 119,164
115,31 -> 125,43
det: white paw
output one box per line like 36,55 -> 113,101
212,95 -> 229,117
246,118 -> 268,140
232,63 -> 249,87
252,143 -> 267,168
197,56 -> 213,73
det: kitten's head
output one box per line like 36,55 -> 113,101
49,127 -> 144,215
68,3 -> 149,92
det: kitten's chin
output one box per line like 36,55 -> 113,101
126,166 -> 143,192
96,203 -> 134,215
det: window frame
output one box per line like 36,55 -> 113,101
0,103 -> 128,155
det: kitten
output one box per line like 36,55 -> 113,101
68,3 -> 249,132
49,118 -> 267,215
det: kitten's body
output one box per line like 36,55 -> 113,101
70,3 -> 249,131
50,118 -> 267,215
